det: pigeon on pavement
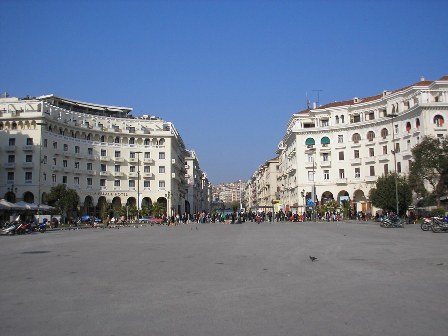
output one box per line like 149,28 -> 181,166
309,256 -> 318,262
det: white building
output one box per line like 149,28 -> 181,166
0,94 -> 210,217
249,76 -> 448,215
185,150 -> 212,214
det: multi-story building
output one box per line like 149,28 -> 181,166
245,157 -> 279,211
248,76 -> 448,215
185,150 -> 212,214
0,94 -> 210,216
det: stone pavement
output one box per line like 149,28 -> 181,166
1,221 -> 447,336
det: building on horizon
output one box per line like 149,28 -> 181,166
0,94 -> 211,217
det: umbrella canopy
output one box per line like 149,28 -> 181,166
15,201 -> 39,210
0,199 -> 23,210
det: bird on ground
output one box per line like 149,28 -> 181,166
309,256 -> 318,262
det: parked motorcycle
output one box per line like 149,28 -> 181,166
431,217 -> 448,233
420,217 -> 434,231
15,222 -> 32,235
381,215 -> 403,228
0,222 -> 20,235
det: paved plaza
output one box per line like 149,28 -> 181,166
1,221 -> 447,336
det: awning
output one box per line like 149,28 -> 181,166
321,136 -> 330,145
305,137 -> 315,146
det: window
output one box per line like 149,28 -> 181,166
100,135 -> 105,142
395,143 -> 400,153
63,144 -> 68,151
322,153 -> 329,161
369,148 -> 375,157
397,162 -> 402,173
87,163 -> 93,170
100,179 -> 106,187
115,151 -> 121,158
367,131 -> 375,141
129,180 -> 135,188
335,116 -> 339,124
341,115 -> 345,123
75,162 -> 80,169
383,146 -> 388,155
406,122 -> 411,133
101,164 -> 107,172
384,164 -> 389,175
62,176 -> 67,184
144,166 -> 150,173
144,152 -> 151,159
339,169 -> 345,178
321,120 -> 329,127
144,138 -> 150,146
74,177 -> 80,185
144,181 -> 150,188
307,154 -> 314,163
75,146 -> 80,153
53,158 -> 57,166
25,155 -> 32,163
369,166 -> 375,176
352,133 -> 361,143
52,174 -> 56,183
63,160 -> 68,167
159,180 -> 165,188
87,178 -> 93,186
159,166 -> 165,173
114,180 -> 120,187
7,172 -> 14,181
129,137 -> 135,144
381,128 -> 388,138
338,135 -> 344,143
339,152 -> 344,160
8,155 -> 15,163
308,171 -> 315,181
130,152 -> 136,159
114,137 -> 120,144
354,150 -> 360,159
130,166 -> 136,173
159,152 -> 165,159
115,165 -> 120,172
25,172 -> 32,181
394,124 -> 398,134
323,170 -> 329,180
26,138 -> 33,145
355,168 -> 360,178
434,115 -> 444,127
88,148 -> 93,155
44,139 -> 47,148
101,149 -> 107,156
53,142 -> 57,149
407,140 -> 411,149
9,138 -> 15,146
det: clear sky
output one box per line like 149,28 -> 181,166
1,0 -> 447,184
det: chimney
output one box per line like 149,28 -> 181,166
420,76 -> 425,81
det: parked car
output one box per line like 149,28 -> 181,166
139,216 -> 151,223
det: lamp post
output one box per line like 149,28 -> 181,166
239,180 -> 242,211
165,191 -> 171,217
36,122 -> 47,222
133,151 -> 142,222
387,114 -> 400,216
300,189 -> 305,221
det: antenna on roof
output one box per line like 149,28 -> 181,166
312,89 -> 323,106
306,91 -> 310,109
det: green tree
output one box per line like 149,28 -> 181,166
46,184 -> 80,219
369,173 -> 412,216
409,136 -> 448,206
150,202 -> 164,217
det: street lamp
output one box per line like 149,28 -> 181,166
165,191 -> 171,217
239,180 -> 242,211
133,151 -> 142,222
300,189 -> 305,221
36,122 -> 47,222
387,114 -> 400,216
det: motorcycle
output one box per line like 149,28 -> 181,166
420,217 -> 434,231
31,222 -> 47,233
0,222 -> 20,235
430,217 -> 448,233
15,222 -> 32,235
381,215 -> 403,228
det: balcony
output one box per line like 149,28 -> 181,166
99,171 -> 110,176
350,158 -> 362,165
22,162 -> 34,169
143,172 -> 154,178
5,145 -> 16,151
4,162 -> 15,169
320,160 -> 331,168
336,178 -> 347,185
22,145 -> 34,151
128,172 -> 138,178
365,176 -> 377,183
364,156 -> 376,164
143,158 -> 154,164
378,154 -> 390,162
128,157 -> 138,163
100,156 -> 111,161
114,171 -> 125,177
86,170 -> 97,176
114,157 -> 125,163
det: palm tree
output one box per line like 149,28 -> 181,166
150,202 -> 164,217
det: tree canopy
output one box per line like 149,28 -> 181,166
46,184 -> 80,217
408,136 -> 448,206
369,173 -> 412,216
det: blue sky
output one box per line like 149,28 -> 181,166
1,0 -> 447,184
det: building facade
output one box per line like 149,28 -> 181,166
247,76 -> 448,215
0,94 -> 211,217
